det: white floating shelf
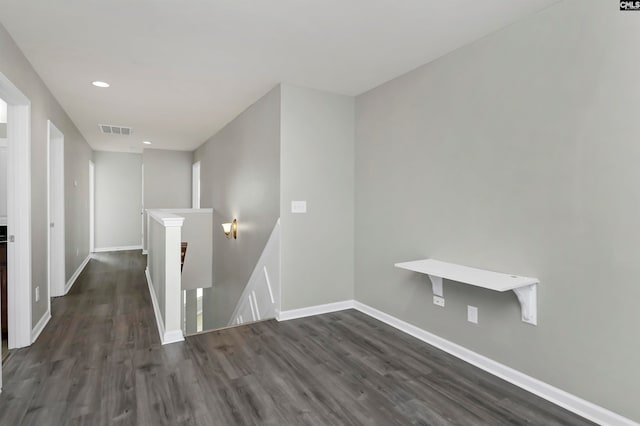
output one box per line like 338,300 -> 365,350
395,259 -> 538,325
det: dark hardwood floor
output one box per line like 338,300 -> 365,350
0,251 -> 593,425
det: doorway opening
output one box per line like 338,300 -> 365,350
48,121 -> 65,297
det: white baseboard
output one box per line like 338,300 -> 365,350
93,245 -> 142,253
162,330 -> 185,345
276,300 -> 354,321
144,267 -> 184,345
64,254 -> 91,294
277,299 -> 635,425
31,310 -> 51,343
351,301 -> 636,426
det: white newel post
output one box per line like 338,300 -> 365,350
163,219 -> 183,343
145,210 -> 185,345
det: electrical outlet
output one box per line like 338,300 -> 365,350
291,200 -> 307,214
35,286 -> 40,302
433,296 -> 445,307
467,305 -> 478,324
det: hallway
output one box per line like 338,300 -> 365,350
0,251 -> 593,425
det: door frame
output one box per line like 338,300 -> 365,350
0,72 -> 32,352
192,161 -> 200,209
141,163 -> 145,251
47,120 -> 65,298
89,161 -> 94,253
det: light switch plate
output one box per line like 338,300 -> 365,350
291,201 -> 307,214
467,305 -> 478,324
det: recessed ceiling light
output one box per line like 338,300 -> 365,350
142,141 -> 152,145
91,81 -> 110,88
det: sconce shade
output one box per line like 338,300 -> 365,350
222,219 -> 238,239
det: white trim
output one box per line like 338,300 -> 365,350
276,300 -> 354,321
93,245 -> 143,253
163,224 -> 183,343
89,161 -> 94,253
153,208 -> 213,214
64,254 -> 91,294
192,161 -> 201,209
163,329 -> 185,345
46,124 -> 51,303
0,72 -> 32,350
147,209 -> 185,227
47,120 -> 65,299
145,267 -> 165,341
276,217 -> 281,321
30,310 -> 51,343
145,209 -> 150,255
145,267 -> 184,345
141,163 -> 144,249
351,301 -> 637,426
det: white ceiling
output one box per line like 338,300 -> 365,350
0,0 -> 559,153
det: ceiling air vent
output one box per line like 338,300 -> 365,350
99,124 -> 132,136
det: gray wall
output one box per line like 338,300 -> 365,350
194,86 -> 280,329
355,0 -> 639,421
0,22 -> 93,327
179,210 -> 213,290
280,85 -> 355,310
143,148 -> 192,209
94,152 -> 142,249
142,148 -> 193,250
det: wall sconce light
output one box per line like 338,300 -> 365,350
222,218 -> 237,239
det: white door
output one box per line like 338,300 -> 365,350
0,72 -> 33,355
48,121 -> 65,297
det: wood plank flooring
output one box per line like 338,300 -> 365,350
0,251 -> 594,425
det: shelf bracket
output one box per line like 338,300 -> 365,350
512,284 -> 537,325
427,275 -> 443,297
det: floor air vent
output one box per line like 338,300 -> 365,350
99,124 -> 132,136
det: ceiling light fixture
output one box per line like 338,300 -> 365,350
91,81 -> 110,88
142,141 -> 152,145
